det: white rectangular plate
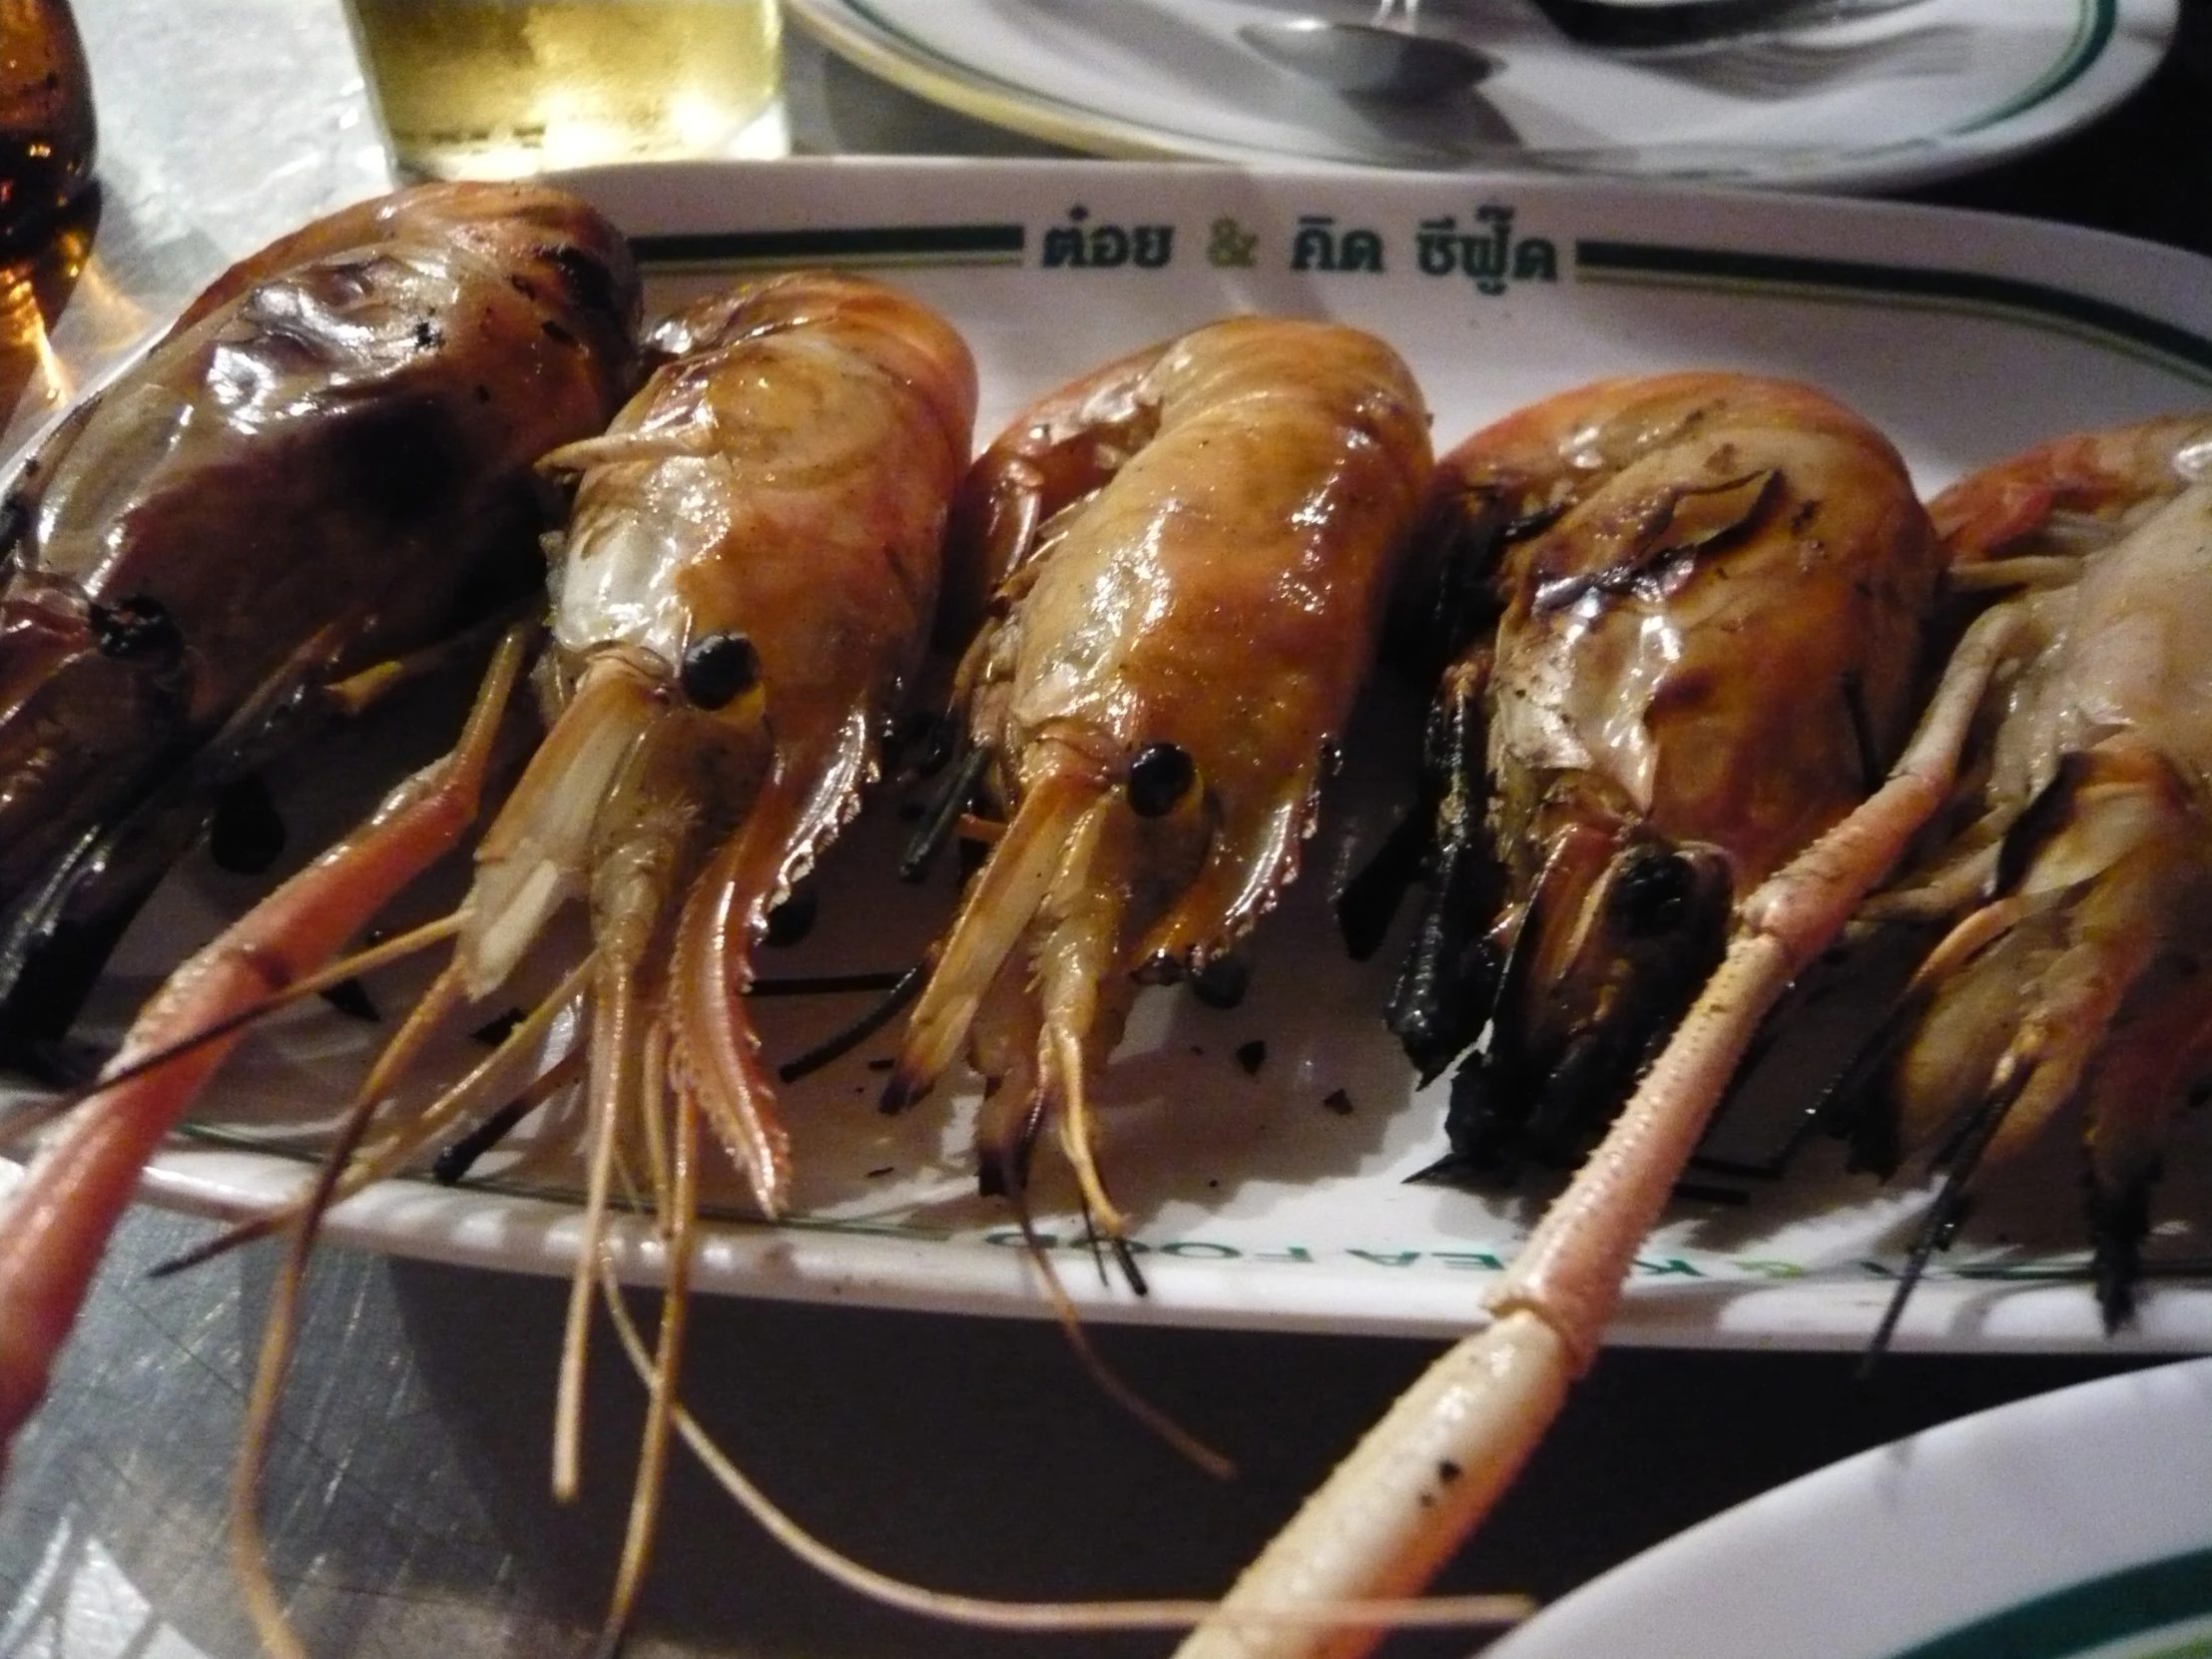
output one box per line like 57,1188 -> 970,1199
80,158 -> 2212,1354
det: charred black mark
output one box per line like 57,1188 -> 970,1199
1841,669 -> 1879,795
542,241 -> 628,330
779,961 -> 928,1085
900,745 -> 988,882
1235,1039 -> 1267,1076
0,496 -> 27,565
1532,470 -> 1779,614
89,596 -> 180,661
751,968 -> 911,996
1504,503 -> 1566,542
1322,1087 -> 1354,1116
1610,849 -> 1695,937
1338,808 -> 1429,963
1996,752 -> 2090,896
540,318 -> 578,348
1189,954 -> 1251,1010
433,1098 -> 533,1184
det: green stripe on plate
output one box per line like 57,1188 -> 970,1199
1576,240 -> 2212,385
1888,1548 -> 2212,1659
632,224 -> 1026,269
1960,0 -> 2115,135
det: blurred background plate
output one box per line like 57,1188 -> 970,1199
1486,1356 -> 2212,1658
784,0 -> 2175,187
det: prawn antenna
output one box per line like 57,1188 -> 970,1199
1859,1067 -> 2020,1377
1017,1197 -> 1221,1476
898,745 -> 989,882
151,959 -> 597,1277
233,1007 -> 412,1659
774,961 -> 929,1084
1074,1196 -> 1151,1299
597,1251 -> 1531,1634
0,913 -> 464,1156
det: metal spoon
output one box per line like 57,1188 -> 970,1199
1239,15 -> 1497,100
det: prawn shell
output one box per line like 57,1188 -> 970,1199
506,272 -> 978,1208
993,315 -> 1434,960
544,272 -> 976,899
1470,372 -> 1940,891
0,182 -> 643,908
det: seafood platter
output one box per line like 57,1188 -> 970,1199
5,154 -> 2212,1654
9,156 -> 2212,1348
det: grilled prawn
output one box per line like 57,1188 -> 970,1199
886,316 -> 1432,1239
1180,374 -> 1961,1659
1826,413 -> 2212,1326
0,181 -> 642,1047
1178,409 -> 2212,1659
0,270 -> 975,1525
1382,372 -> 1941,1178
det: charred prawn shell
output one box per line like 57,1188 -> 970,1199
0,182 -> 643,1052
1373,373 -> 1940,1180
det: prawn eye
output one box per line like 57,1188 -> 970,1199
1611,849 -> 1696,937
1127,742 -> 1195,818
681,631 -> 759,710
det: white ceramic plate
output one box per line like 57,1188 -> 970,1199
786,0 -> 2174,190
33,158 -> 2212,1352
1487,1356 -> 2212,1659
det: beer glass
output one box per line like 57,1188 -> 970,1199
341,0 -> 784,179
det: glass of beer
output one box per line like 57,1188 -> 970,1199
341,0 -> 785,180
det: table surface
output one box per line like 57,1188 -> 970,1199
2,4 -> 2209,1656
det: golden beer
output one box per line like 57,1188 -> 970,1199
344,0 -> 782,179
